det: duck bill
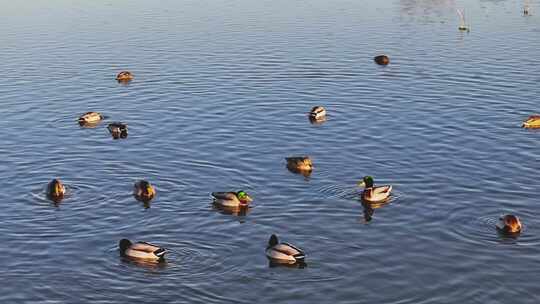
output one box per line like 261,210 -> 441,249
357,181 -> 366,187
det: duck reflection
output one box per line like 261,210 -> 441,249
360,199 -> 390,223
212,202 -> 251,216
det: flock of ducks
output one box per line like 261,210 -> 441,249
45,37 -> 536,265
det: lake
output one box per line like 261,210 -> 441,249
1,0 -> 539,303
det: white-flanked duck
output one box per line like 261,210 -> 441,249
119,239 -> 167,261
265,234 -> 305,264
211,191 -> 252,208
309,106 -> 326,120
358,176 -> 392,204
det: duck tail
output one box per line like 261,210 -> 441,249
153,248 -> 167,258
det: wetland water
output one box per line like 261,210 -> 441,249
1,0 -> 539,303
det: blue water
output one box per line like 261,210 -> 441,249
1,0 -> 540,303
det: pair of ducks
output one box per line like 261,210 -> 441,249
120,234 -> 305,265
285,157 -> 393,204
79,112 -> 128,139
46,179 -> 156,203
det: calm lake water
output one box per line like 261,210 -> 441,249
1,0 -> 540,303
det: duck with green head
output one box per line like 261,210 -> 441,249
358,176 -> 392,203
211,190 -> 252,208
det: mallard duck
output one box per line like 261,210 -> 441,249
47,178 -> 65,202
309,106 -> 326,120
286,156 -> 313,172
134,180 -> 156,202
211,191 -> 252,208
78,112 -> 103,124
116,71 -> 133,82
522,115 -> 540,128
496,215 -> 522,234
265,234 -> 305,264
358,176 -> 392,203
108,122 -> 128,139
374,55 -> 390,65
119,239 -> 167,261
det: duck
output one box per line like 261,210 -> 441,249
309,106 -> 326,120
374,55 -> 390,65
211,191 -> 252,208
47,178 -> 65,202
108,122 -> 128,139
119,239 -> 167,261
265,234 -> 305,264
357,176 -> 392,203
522,115 -> 540,128
78,112 -> 103,124
133,180 -> 156,202
286,156 -> 313,172
116,71 -> 133,82
496,215 -> 522,234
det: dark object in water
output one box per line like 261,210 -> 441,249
108,122 -> 128,139
116,71 -> 133,82
374,55 -> 390,65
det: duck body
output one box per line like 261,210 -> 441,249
522,115 -> 540,128
496,215 -> 522,234
309,106 -> 326,120
265,234 -> 305,264
286,156 -> 313,172
212,191 -> 252,208
133,180 -> 156,202
119,239 -> 166,261
78,112 -> 103,124
116,71 -> 133,82
47,179 -> 65,202
358,176 -> 392,203
108,122 -> 128,139
374,55 -> 390,65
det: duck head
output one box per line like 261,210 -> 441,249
358,176 -> 374,188
497,215 -> 522,234
236,190 -> 252,204
47,179 -> 65,201
138,180 -> 156,200
119,239 -> 133,255
268,234 -> 279,248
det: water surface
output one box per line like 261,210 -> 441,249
1,0 -> 540,303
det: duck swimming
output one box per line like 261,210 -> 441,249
358,176 -> 392,204
116,71 -> 133,82
374,55 -> 390,65
47,178 -> 65,203
78,112 -> 103,124
119,239 -> 167,261
265,234 -> 305,264
522,115 -> 540,128
496,215 -> 522,234
309,106 -> 326,121
108,122 -> 128,139
286,156 -> 313,173
133,180 -> 156,202
211,191 -> 252,208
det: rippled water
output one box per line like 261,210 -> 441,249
1,0 -> 540,303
